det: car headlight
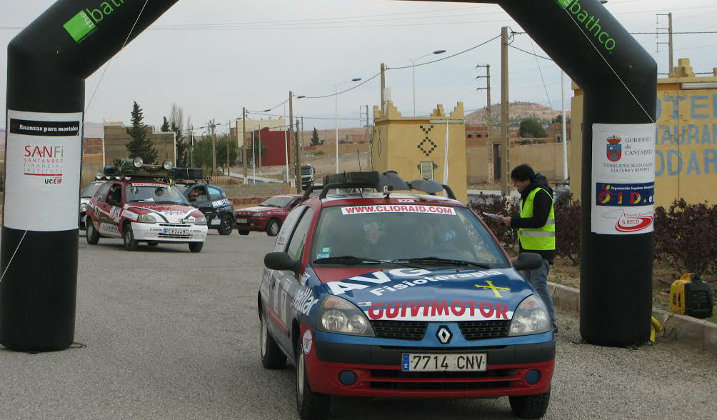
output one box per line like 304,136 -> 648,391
317,296 -> 375,337
194,217 -> 207,225
80,203 -> 88,212
508,295 -> 552,336
255,212 -> 263,217
138,213 -> 157,224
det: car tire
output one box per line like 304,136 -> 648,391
238,229 -> 250,236
509,389 -> 551,419
266,219 -> 281,237
123,225 -> 138,251
295,336 -> 330,420
260,307 -> 287,369
189,242 -> 204,253
86,219 -> 100,245
218,215 -> 234,236
147,241 -> 159,247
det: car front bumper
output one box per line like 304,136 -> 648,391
235,216 -> 270,231
303,326 -> 555,398
130,222 -> 207,243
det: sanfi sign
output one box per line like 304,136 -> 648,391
556,0 -> 617,53
63,0 -> 128,43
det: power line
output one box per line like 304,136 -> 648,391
508,44 -> 553,61
300,72 -> 381,99
388,35 -> 501,70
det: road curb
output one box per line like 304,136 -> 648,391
548,281 -> 717,354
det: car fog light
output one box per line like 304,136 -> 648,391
339,370 -> 357,386
133,157 -> 143,167
525,369 -> 541,385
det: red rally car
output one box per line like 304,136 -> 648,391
259,172 -> 555,420
85,178 -> 208,252
235,194 -> 302,236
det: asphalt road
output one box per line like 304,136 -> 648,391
0,232 -> 715,419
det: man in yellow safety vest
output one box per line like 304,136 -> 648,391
501,164 -> 557,332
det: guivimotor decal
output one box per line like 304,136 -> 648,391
367,300 -> 512,321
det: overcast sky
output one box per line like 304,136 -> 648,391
2,0 -> 716,133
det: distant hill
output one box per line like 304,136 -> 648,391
466,102 -> 569,126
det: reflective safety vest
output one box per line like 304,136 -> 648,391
518,187 -> 555,251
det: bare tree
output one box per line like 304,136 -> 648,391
168,103 -> 188,166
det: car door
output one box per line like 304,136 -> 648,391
207,185 -> 227,226
101,183 -> 124,237
89,182 -> 111,229
264,205 -> 313,350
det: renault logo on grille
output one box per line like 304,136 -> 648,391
436,326 -> 452,344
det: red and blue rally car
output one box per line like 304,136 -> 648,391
259,172 -> 555,419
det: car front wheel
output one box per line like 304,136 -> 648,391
260,308 -> 286,369
509,389 -> 551,419
295,335 -> 330,420
218,215 -> 234,235
189,242 -> 204,253
266,219 -> 281,237
123,225 -> 138,251
86,219 -> 99,245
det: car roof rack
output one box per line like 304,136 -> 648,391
301,184 -> 324,202
316,171 -> 457,200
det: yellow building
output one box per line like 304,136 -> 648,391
372,102 -> 468,202
570,58 -> 717,206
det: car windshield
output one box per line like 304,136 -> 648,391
311,205 -> 509,268
125,184 -> 189,204
301,167 -> 313,175
80,182 -> 103,198
261,196 -> 293,208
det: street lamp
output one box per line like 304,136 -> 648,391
411,49 -> 446,117
334,77 -> 362,173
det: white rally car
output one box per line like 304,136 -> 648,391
85,179 -> 208,252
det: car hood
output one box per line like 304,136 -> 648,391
236,205 -> 272,214
123,203 -> 201,223
312,266 -> 533,322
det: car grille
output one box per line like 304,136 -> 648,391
368,368 -> 515,391
458,320 -> 510,340
370,321 -> 427,341
159,223 -> 192,228
158,233 -> 192,239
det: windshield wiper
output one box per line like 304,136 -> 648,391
398,257 -> 491,269
313,256 -> 384,265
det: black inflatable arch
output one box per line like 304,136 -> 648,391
1,0 -> 656,351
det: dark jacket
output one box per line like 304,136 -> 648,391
510,173 -> 555,261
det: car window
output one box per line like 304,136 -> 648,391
188,186 -> 208,202
311,205 -> 509,267
207,186 -> 223,201
286,207 -> 315,261
125,184 -> 188,205
261,196 -> 293,208
81,182 -> 103,198
94,182 -> 111,202
107,183 -> 123,207
275,205 -> 307,252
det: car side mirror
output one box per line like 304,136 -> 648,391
513,253 -> 543,271
264,252 -> 299,272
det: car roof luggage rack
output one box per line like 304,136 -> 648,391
316,171 -> 457,200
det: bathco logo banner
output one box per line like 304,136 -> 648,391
556,0 -> 617,53
63,0 -> 129,43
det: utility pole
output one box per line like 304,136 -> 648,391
500,27 -> 510,197
210,119 -> 217,178
561,72 -> 569,183
258,122 -> 262,176
242,107 -> 248,184
657,12 -> 674,75
227,118 -> 231,176
295,118 -> 301,193
380,63 -> 386,113
289,91 -> 300,193
476,64 -> 493,182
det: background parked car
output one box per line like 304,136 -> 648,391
79,180 -> 105,230
177,183 -> 235,235
234,194 -> 302,236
